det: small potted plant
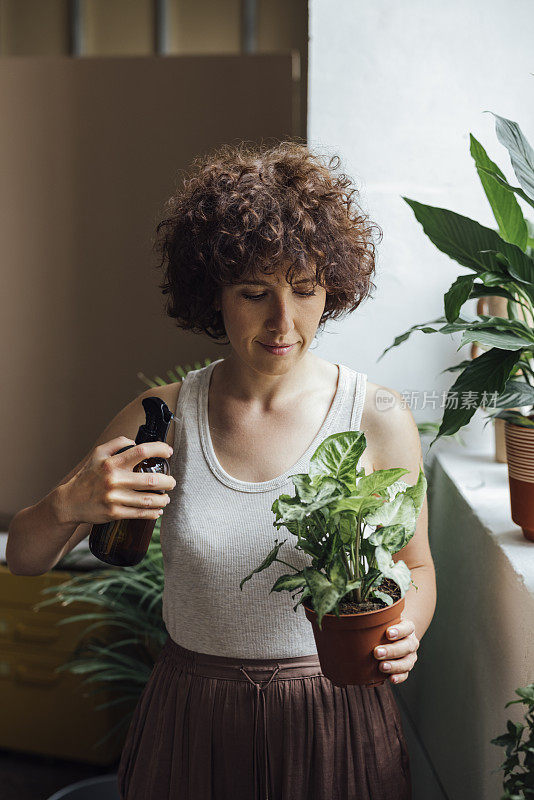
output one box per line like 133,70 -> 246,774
240,430 -> 426,687
379,112 -> 534,541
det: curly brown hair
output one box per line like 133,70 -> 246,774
154,138 -> 382,343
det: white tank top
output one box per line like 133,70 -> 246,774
160,358 -> 367,658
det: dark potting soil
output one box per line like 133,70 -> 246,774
337,577 -> 401,614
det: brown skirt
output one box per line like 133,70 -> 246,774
117,634 -> 411,800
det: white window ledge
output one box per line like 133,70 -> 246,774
425,439 -> 534,593
395,437 -> 534,800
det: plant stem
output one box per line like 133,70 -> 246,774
349,515 -> 362,603
305,516 -> 323,548
362,549 -> 380,602
518,355 -> 534,389
362,571 -> 381,603
340,545 -> 352,580
355,514 -> 362,573
514,286 -> 534,332
349,540 -> 355,579
275,558 -> 300,572
509,285 -> 534,389
311,510 -> 328,544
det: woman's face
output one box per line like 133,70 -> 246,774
216,265 -> 327,370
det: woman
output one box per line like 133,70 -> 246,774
117,139 -> 436,799
7,140 -> 436,799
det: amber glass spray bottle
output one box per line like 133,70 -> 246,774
89,397 -> 175,567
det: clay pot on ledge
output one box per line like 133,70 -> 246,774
494,417 -> 508,463
504,420 -> 534,542
303,579 -> 405,687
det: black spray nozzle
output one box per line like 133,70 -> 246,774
135,397 -> 178,446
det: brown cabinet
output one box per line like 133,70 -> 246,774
0,565 -> 130,764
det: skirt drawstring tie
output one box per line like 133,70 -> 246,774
239,664 -> 281,800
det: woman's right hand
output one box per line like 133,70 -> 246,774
61,436 -> 177,524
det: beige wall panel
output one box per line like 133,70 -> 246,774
257,0 -> 308,53
167,0 -> 241,54
256,0 -> 308,141
83,0 -> 154,55
0,55 -> 296,516
0,0 -> 68,55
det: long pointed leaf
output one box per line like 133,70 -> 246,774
239,539 -> 287,590
403,197 -> 534,299
494,379 -> 534,409
470,165 -> 534,213
444,274 -> 476,322
433,347 -> 523,442
490,112 -> 534,202
378,317 -> 446,361
458,329 -> 534,351
470,133 -> 528,249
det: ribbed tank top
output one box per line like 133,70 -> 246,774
160,358 -> 367,659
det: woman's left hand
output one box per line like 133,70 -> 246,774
373,618 -> 419,685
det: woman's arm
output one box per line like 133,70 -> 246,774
361,383 -> 437,682
7,384 -> 178,576
363,382 -> 437,644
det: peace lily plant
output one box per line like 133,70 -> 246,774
378,112 -> 534,543
240,430 -> 426,630
380,112 -> 534,445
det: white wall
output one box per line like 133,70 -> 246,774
308,0 -> 534,448
398,444 -> 534,800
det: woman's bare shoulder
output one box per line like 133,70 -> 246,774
360,380 -> 422,476
143,381 -> 182,440
148,380 -> 182,406
90,381 -> 183,454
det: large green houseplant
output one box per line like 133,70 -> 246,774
35,359 -> 213,748
380,112 -> 534,540
240,429 -> 426,687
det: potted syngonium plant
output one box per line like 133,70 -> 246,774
240,430 -> 426,688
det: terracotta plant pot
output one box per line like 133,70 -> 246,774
504,420 -> 534,542
494,417 -> 508,464
303,594 -> 405,688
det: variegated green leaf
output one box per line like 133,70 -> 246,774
337,512 -> 356,545
309,431 -> 367,488
370,589 -> 394,606
329,493 -> 384,518
276,478 -> 345,522
368,524 -> 408,554
379,479 -> 410,501
303,568 -> 341,629
291,474 -> 317,503
328,557 -> 348,593
374,547 -> 412,597
366,494 -> 417,534
270,573 -> 307,593
356,467 -> 410,496
293,586 -> 311,611
404,469 -> 427,517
